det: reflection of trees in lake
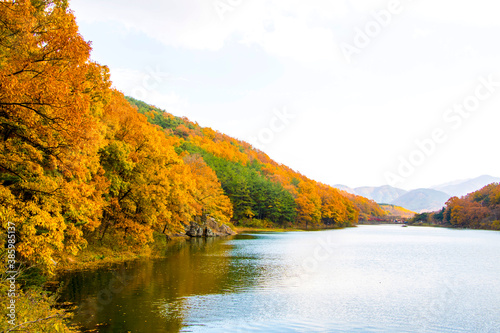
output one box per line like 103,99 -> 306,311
59,235 -> 261,332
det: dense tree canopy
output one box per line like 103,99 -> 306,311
0,0 -> 386,275
0,0 -> 110,271
409,183 -> 500,230
0,1 -> 234,272
127,97 -> 386,230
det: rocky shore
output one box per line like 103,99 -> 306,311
182,216 -> 237,238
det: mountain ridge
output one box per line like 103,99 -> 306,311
391,188 -> 451,213
432,175 -> 500,197
335,175 -> 499,213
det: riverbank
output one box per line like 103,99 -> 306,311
55,233 -> 188,274
54,224 -> 339,274
55,218 -> 236,274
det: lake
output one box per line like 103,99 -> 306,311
60,225 -> 500,332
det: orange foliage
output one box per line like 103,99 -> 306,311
445,183 -> 500,229
0,0 -> 110,271
295,181 -> 322,229
131,97 -> 389,227
184,155 -> 233,224
99,91 -> 193,245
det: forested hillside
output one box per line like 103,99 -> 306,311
0,0 -> 233,275
410,183 -> 500,229
379,204 -> 415,219
0,0 -> 385,278
127,97 -> 387,228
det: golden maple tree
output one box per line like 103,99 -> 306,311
0,0 -> 110,271
184,154 -> 233,224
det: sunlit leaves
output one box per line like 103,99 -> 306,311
184,154 -> 233,224
0,0 -> 109,272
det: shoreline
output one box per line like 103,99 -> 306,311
53,225 -> 350,276
54,236 -> 189,275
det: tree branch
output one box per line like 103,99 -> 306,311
2,314 -> 63,333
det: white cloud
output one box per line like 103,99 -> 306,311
410,0 -> 500,27
70,0 -> 500,189
71,0 -> 229,50
71,0 -> 349,66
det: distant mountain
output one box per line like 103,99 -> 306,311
432,175 -> 500,198
333,184 -> 356,194
335,175 -> 499,214
354,185 -> 407,204
390,189 -> 451,213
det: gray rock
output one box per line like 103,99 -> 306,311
205,226 -> 217,237
185,221 -> 204,237
219,223 -> 236,236
184,217 -> 236,237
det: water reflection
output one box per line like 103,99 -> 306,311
60,227 -> 500,333
60,236 -> 255,332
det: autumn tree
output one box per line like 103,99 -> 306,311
318,185 -> 357,227
97,91 -> 194,247
412,184 -> 500,230
183,154 -> 233,224
443,184 -> 500,229
295,181 -> 321,229
0,0 -> 110,272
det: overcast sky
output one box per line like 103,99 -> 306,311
70,0 -> 500,190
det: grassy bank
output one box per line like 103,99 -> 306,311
55,232 -> 191,274
0,233 -> 192,332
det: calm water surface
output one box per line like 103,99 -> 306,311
60,225 -> 500,332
